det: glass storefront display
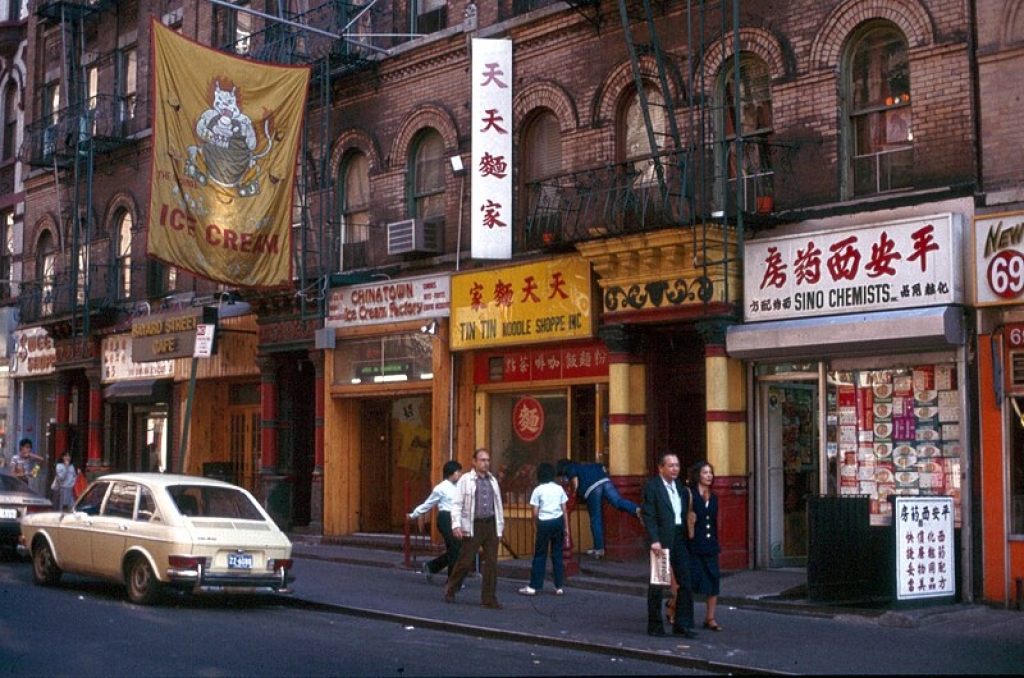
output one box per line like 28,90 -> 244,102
826,364 -> 962,527
756,358 -> 965,568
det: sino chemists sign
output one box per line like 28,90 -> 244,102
744,214 -> 963,322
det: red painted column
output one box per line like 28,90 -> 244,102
258,355 -> 279,472
86,368 -> 103,473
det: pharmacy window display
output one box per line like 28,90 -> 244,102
827,364 -> 962,526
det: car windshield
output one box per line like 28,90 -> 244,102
0,473 -> 37,495
166,485 -> 265,520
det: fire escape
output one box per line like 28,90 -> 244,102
21,0 -> 138,341
535,0 -> 782,318
221,0 -> 382,320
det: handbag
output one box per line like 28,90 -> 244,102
686,487 -> 696,540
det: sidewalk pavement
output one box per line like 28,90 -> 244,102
284,535 -> 1024,674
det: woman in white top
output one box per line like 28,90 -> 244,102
519,462 -> 569,596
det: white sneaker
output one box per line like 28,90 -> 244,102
586,548 -> 605,559
554,588 -> 564,596
518,586 -> 537,596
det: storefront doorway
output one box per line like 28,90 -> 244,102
760,376 -> 819,568
359,396 -> 432,533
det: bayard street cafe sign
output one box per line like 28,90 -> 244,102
744,214 -> 964,322
131,306 -> 218,362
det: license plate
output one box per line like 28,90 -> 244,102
227,553 -> 253,569
0,508 -> 16,519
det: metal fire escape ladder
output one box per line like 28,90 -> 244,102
617,0 -> 685,212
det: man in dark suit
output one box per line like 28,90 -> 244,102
641,451 -> 697,638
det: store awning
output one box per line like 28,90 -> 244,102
725,306 -> 965,361
103,379 -> 173,404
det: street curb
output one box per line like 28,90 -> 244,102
281,595 -> 797,676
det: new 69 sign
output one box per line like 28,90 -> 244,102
974,211 -> 1024,305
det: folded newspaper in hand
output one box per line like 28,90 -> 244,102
650,549 -> 671,586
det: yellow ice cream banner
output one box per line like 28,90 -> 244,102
450,256 -> 594,351
146,20 -> 310,288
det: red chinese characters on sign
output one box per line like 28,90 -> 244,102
463,271 -> 569,309
759,227 -> 940,291
471,39 -> 513,259
513,397 -> 545,442
745,216 -> 958,322
474,342 -> 610,384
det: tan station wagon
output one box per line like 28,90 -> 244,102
19,472 -> 294,605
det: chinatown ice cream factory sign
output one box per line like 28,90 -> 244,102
325,274 -> 450,328
744,214 -> 963,322
973,210 -> 1024,306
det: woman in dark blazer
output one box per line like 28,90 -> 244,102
641,451 -> 696,638
687,460 -> 723,631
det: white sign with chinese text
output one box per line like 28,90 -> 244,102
973,210 -> 1024,306
471,38 -> 513,260
101,335 -> 175,383
743,214 -> 963,322
894,496 -> 956,601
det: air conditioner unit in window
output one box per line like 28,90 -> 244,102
387,218 -> 441,256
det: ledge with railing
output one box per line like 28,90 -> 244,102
22,94 -> 140,168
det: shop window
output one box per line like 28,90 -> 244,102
487,384 -> 606,503
844,22 -> 913,197
825,365 -> 961,527
1009,405 -> 1024,534
331,334 -> 434,386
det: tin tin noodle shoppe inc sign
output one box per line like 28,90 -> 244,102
894,496 -> 955,602
744,214 -> 963,322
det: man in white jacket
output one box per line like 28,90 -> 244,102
443,448 -> 505,609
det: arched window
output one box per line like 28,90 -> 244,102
115,210 -> 132,299
410,128 -> 445,222
718,53 -> 774,213
521,110 -> 562,244
338,151 -> 370,269
3,83 -> 18,161
845,22 -> 912,196
38,231 -> 55,317
619,84 -> 667,187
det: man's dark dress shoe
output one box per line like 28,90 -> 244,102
672,627 -> 698,639
647,627 -> 666,637
443,593 -> 455,604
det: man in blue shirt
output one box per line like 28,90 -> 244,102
557,458 -> 640,559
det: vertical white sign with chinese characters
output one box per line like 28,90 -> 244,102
471,38 -> 513,260
894,496 -> 956,601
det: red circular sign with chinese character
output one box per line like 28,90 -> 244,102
512,397 -> 545,442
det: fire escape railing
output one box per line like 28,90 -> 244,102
522,150 -> 699,250
21,94 -> 139,168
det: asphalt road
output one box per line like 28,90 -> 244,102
0,557 -> 702,677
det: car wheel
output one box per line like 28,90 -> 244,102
31,541 -> 62,586
126,556 -> 162,605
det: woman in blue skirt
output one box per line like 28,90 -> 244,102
687,460 -> 723,631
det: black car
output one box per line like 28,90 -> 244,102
0,473 -> 53,554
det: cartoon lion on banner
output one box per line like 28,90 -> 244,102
185,79 -> 273,197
